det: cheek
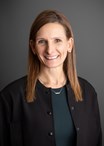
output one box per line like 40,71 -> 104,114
35,46 -> 44,55
61,44 -> 68,54
61,46 -> 68,59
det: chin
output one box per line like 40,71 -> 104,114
44,63 -> 63,69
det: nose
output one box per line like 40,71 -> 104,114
46,42 -> 54,54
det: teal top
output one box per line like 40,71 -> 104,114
51,86 -> 76,146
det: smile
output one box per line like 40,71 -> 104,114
45,55 -> 59,60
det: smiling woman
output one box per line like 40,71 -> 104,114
0,9 -> 102,146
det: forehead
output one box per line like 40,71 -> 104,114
36,23 -> 66,38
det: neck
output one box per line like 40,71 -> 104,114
38,67 -> 66,88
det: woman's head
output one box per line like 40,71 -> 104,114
29,10 -> 74,72
26,10 -> 82,102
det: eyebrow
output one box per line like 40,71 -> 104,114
36,37 -> 63,40
36,37 -> 46,40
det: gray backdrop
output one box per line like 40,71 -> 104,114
0,0 -> 104,144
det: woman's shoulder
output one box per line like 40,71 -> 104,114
78,76 -> 97,97
78,76 -> 98,103
78,76 -> 96,90
0,76 -> 27,96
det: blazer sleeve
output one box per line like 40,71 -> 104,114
91,86 -> 102,146
79,77 -> 102,146
92,88 -> 102,146
89,84 -> 102,146
96,94 -> 102,146
0,91 -> 11,146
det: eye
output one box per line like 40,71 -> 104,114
54,39 -> 62,43
37,39 -> 47,45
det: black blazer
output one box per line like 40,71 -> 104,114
0,76 -> 102,146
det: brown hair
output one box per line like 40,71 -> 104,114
26,9 -> 82,102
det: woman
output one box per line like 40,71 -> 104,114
0,10 -> 102,146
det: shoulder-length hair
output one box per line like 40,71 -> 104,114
26,9 -> 82,102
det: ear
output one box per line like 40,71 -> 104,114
67,37 -> 74,53
30,40 -> 36,54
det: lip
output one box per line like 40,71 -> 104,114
44,55 -> 59,60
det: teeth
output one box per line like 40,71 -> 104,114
45,55 -> 58,60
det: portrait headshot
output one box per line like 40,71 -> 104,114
0,0 -> 104,146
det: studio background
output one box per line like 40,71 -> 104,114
0,0 -> 104,144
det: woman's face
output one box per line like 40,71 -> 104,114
31,23 -> 73,69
